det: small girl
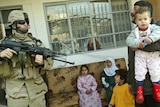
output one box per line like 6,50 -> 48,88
109,69 -> 135,107
101,57 -> 118,106
77,65 -> 102,107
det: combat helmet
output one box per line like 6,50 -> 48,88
8,10 -> 29,27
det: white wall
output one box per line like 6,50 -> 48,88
0,0 -> 136,69
52,47 -> 128,69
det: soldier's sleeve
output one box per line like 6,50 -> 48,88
43,57 -> 53,70
37,40 -> 54,70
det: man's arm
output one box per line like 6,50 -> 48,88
141,40 -> 160,52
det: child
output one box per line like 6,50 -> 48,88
109,69 -> 135,107
126,6 -> 160,104
77,65 -> 102,107
101,57 -> 118,107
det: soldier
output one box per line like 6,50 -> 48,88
0,10 -> 53,107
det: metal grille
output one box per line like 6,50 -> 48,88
45,0 -> 131,54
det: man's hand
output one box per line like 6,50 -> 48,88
35,55 -> 44,65
132,48 -> 138,51
128,84 -> 133,94
0,48 -> 17,59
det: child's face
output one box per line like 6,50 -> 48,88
114,74 -> 123,84
135,11 -> 151,29
106,60 -> 112,67
81,67 -> 89,76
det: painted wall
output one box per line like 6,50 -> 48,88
146,0 -> 160,20
0,0 -> 136,69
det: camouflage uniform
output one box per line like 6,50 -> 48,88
0,10 -> 53,107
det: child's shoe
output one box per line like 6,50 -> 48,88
153,84 -> 160,102
136,86 -> 144,104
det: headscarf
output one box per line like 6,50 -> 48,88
104,57 -> 118,76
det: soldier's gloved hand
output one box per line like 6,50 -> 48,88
35,54 -> 44,65
0,48 -> 17,59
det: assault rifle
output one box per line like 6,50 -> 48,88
0,38 -> 75,65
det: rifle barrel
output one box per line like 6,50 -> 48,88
53,58 -> 75,65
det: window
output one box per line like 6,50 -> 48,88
0,6 -> 22,38
44,0 -> 131,55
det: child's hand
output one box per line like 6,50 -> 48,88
86,89 -> 92,94
143,38 -> 152,45
139,42 -> 145,49
104,83 -> 109,88
110,86 -> 113,92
